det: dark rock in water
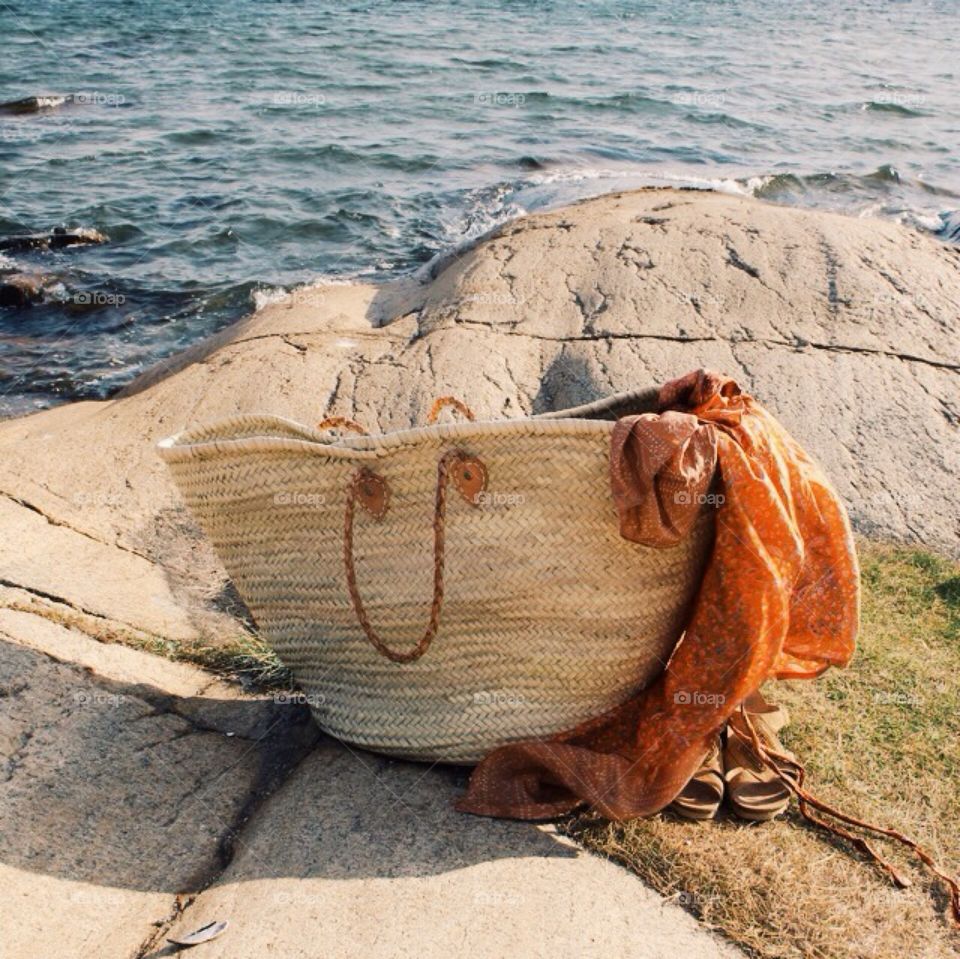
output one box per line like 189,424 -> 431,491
517,155 -> 546,170
939,210 -> 960,243
865,163 -> 901,185
0,264 -> 119,311
65,287 -> 126,313
0,273 -> 47,308
0,226 -> 108,252
0,94 -> 72,114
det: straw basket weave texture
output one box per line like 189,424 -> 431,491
159,394 -> 714,762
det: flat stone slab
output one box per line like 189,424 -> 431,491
0,618 -> 317,958
155,740 -> 742,959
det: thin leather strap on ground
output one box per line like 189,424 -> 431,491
738,707 -> 960,926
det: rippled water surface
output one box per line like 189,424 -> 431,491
1,0 -> 957,415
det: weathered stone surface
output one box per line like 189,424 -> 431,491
0,614 -> 738,959
154,739 -> 743,959
0,617 -> 317,958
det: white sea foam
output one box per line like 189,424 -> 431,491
525,167 -> 623,185
418,183 -> 528,280
251,276 -> 356,312
525,165 -> 753,197
251,286 -> 291,310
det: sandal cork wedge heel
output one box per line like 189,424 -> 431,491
668,734 -> 725,821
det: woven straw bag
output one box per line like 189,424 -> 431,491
159,388 -> 714,762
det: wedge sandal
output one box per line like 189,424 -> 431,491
724,692 -> 795,822
668,734 -> 725,821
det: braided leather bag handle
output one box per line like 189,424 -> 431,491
318,395 -> 475,437
343,450 -> 484,662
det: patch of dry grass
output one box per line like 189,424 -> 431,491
567,541 -> 960,959
173,630 -> 294,689
0,586 -> 293,690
